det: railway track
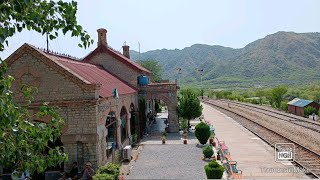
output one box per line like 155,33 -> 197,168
214,99 -> 320,134
202,100 -> 320,178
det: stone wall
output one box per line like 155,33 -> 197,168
7,53 -> 97,103
85,53 -> 141,88
96,94 -> 138,165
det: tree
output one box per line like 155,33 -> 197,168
304,106 -> 318,117
271,85 -> 288,108
137,60 -> 162,82
0,0 -> 93,177
0,0 -> 93,52
177,89 -> 203,120
0,65 -> 66,177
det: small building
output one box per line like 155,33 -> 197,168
287,98 -> 319,117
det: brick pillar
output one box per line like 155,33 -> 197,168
168,105 -> 179,132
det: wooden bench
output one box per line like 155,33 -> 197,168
224,161 -> 243,179
216,138 -> 231,162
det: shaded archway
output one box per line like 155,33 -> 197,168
120,106 -> 128,143
129,103 -> 139,143
105,111 -> 117,158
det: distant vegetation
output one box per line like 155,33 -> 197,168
207,83 -> 320,116
132,31 -> 320,88
137,60 -> 162,82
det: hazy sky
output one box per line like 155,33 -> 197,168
2,0 -> 320,59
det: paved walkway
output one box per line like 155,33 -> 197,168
125,112 -> 207,179
202,103 -> 310,179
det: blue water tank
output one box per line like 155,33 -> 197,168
138,75 -> 149,86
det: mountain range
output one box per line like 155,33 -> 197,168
130,31 -> 320,89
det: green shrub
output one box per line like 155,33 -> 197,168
280,101 -> 288,112
204,160 -> 224,179
195,122 -> 211,144
95,163 -> 120,180
304,106 -> 318,117
203,145 -> 214,159
93,173 -> 115,180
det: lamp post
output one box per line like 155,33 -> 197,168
176,67 -> 182,87
195,68 -> 204,99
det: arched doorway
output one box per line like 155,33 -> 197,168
105,111 -> 117,158
130,103 -> 139,143
144,93 -> 179,133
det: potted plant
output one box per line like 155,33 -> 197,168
195,122 -> 211,145
161,132 -> 167,144
204,160 -> 224,179
203,145 -> 214,159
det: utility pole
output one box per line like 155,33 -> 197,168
195,68 -> 204,99
138,42 -> 141,61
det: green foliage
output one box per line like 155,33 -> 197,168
280,101 -> 289,112
94,163 -> 120,180
155,100 -> 161,113
138,97 -> 147,136
0,64 -> 67,176
137,60 -> 162,82
204,160 -> 224,179
179,118 -> 188,132
177,89 -> 203,120
304,106 -> 318,117
0,0 -> 94,176
195,122 -> 210,145
271,85 -> 288,108
202,145 -> 214,159
93,174 -> 115,180
0,0 -> 93,51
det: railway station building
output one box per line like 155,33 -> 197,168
4,28 -> 179,171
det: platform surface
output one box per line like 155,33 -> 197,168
202,103 -> 310,179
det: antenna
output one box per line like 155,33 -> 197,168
46,33 -> 49,52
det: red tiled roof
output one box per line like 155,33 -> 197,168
82,45 -> 151,74
45,53 -> 137,98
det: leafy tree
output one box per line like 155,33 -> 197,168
255,89 -> 266,104
280,101 -> 288,112
177,89 -> 202,130
137,60 -> 162,82
271,85 -> 288,108
0,0 -> 93,177
0,65 -> 66,177
195,122 -> 210,145
0,0 -> 93,52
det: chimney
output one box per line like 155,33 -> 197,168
122,43 -> 130,59
97,28 -> 107,47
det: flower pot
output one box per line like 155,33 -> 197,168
217,153 -> 221,160
183,139 -> 187,144
162,139 -> 166,144
209,138 -> 214,145
212,141 -> 216,147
